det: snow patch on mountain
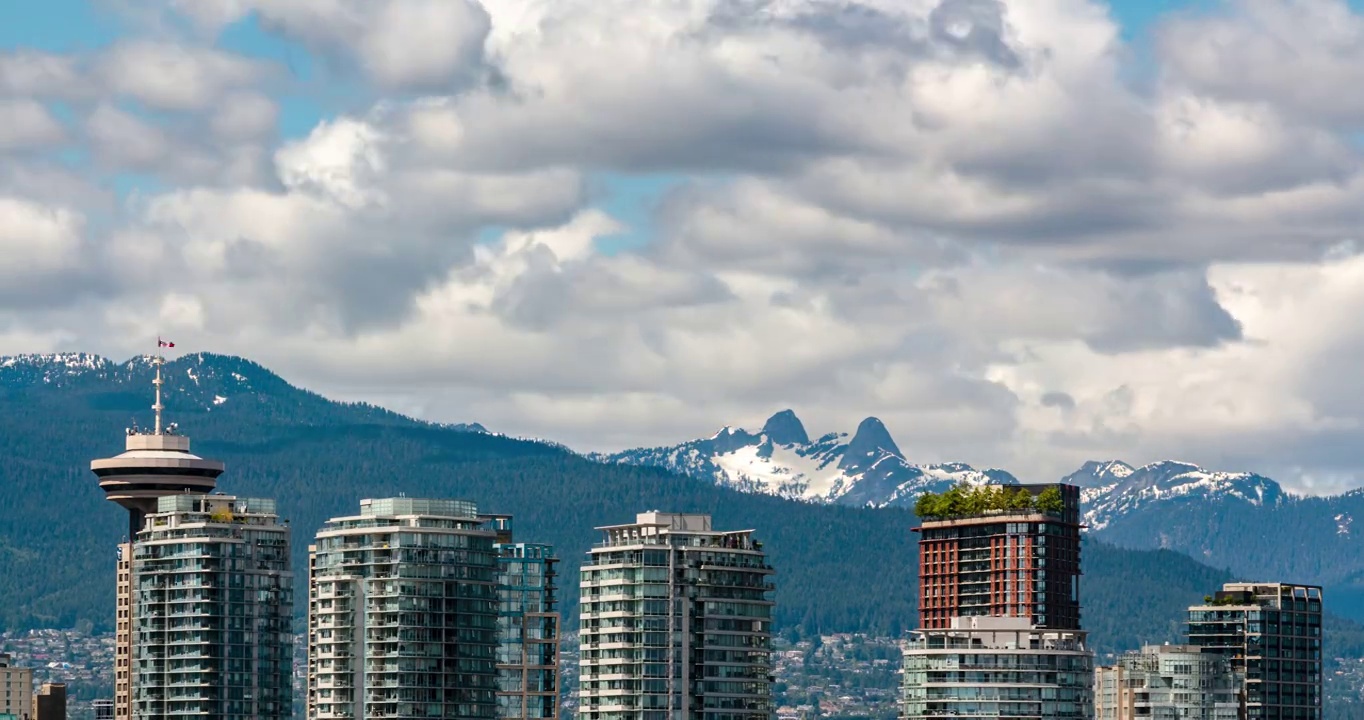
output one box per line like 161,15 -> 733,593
0,352 -> 116,385
593,410 -> 1016,508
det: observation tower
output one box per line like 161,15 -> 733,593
90,355 -> 225,538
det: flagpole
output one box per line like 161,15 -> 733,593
152,355 -> 164,436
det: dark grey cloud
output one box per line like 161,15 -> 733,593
1081,269 -> 1243,353
1040,391 -> 1076,410
928,0 -> 1020,67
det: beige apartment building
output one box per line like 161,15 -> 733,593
0,653 -> 33,720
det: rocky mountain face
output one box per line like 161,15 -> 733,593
593,409 -> 1018,507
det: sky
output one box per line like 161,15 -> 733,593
3,0 -> 1364,495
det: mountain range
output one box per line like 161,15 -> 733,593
598,409 -> 1364,621
592,410 -> 1019,507
1,351 -> 1363,665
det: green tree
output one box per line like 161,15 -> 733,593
1009,487 -> 1034,510
1036,486 -> 1065,513
913,492 -> 937,519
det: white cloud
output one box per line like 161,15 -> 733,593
0,50 -> 84,98
86,104 -> 174,169
0,100 -> 66,150
98,41 -> 271,111
359,0 -> 490,89
274,118 -> 389,209
989,253 -> 1364,490
15,0 -> 1364,497
168,0 -> 493,90
209,92 -> 278,142
1158,0 -> 1364,127
0,197 -> 83,282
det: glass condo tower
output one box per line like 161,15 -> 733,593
578,512 -> 775,720
130,493 -> 293,720
308,498 -> 508,720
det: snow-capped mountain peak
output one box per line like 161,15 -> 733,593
592,410 -> 1015,508
839,417 -> 902,472
1077,458 -> 1287,531
1062,460 -> 1135,489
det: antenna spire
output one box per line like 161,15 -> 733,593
153,355 -> 164,435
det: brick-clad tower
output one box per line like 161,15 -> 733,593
914,483 -> 1083,630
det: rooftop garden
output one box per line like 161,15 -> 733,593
914,483 -> 1065,520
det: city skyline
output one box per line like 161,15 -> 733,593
4,1 -> 1364,493
9,353 -> 1337,718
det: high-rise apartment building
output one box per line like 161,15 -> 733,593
33,682 -> 66,720
0,654 -> 33,720
578,512 -> 775,720
93,699 -> 114,720
904,483 -> 1093,720
496,541 -> 560,720
915,483 -> 1084,630
1094,645 -> 1241,720
131,493 -> 293,719
1187,582 -> 1323,720
308,497 -> 501,720
92,356 -> 224,720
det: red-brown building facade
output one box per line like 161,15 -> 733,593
915,483 -> 1084,630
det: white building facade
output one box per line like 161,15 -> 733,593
308,498 -> 500,720
579,512 -> 775,720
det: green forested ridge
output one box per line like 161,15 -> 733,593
0,352 -> 1358,659
1094,490 -> 1364,623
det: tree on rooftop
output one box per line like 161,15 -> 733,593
1036,486 -> 1065,513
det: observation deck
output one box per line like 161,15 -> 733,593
90,355 -> 224,537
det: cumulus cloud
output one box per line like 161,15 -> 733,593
98,41 -> 273,112
162,0 -> 492,90
0,197 -> 92,305
0,50 -> 85,98
0,100 -> 67,150
12,0 -> 1364,495
1158,0 -> 1364,127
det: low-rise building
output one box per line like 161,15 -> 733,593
0,654 -> 33,720
1095,644 -> 1241,720
33,682 -> 66,720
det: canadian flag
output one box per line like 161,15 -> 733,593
158,337 -> 175,348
